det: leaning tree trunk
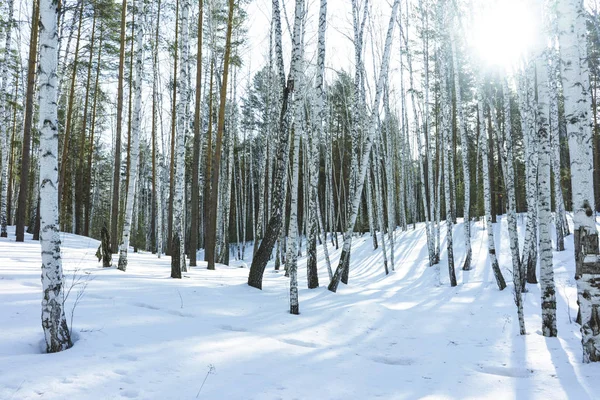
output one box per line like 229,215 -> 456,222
118,0 -> 144,272
38,0 -> 72,353
247,0 -> 292,289
328,0 -> 400,293
557,0 -> 600,362
0,0 -> 15,238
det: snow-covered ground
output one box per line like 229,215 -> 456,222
1,216 -> 600,399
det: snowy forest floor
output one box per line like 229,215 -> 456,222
2,216 -> 600,399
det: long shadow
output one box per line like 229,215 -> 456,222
545,337 -> 594,399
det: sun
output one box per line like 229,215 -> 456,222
469,0 -> 538,69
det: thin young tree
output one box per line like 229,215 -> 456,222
38,0 -> 72,353
0,0 -> 15,239
16,0 -> 40,242
111,0 -> 129,253
328,0 -> 400,292
205,0 -> 236,271
118,0 -> 144,272
189,0 -> 204,267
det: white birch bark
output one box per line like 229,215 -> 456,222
174,0 -> 190,273
406,21 -> 433,266
285,0 -> 305,314
328,0 -> 400,292
0,0 -> 14,238
518,64 -> 539,286
477,79 -> 507,292
450,32 -> 472,271
306,0 -> 328,287
548,45 -> 567,250
440,40 -> 457,287
38,0 -> 72,353
118,0 -> 144,271
502,79 -> 522,292
536,38 -> 557,337
557,0 -> 599,362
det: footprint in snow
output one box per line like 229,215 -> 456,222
278,338 -> 319,349
369,355 -> 415,366
477,364 -> 533,378
131,302 -> 160,311
114,369 -> 129,376
120,388 -> 139,398
119,354 -> 138,361
219,324 -> 248,332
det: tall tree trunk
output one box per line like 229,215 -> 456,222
328,0 -> 400,293
205,0 -> 235,270
80,8 -> 97,238
450,32 -> 471,271
286,0 -> 305,313
38,0 -> 72,353
502,80 -> 522,296
557,0 -> 599,362
247,0 -> 291,289
111,0 -> 128,253
151,0 -> 163,256
58,0 -> 84,230
0,0 -> 15,238
536,40 -> 557,337
478,81 -> 506,291
16,0 -> 40,242
440,40 -> 456,287
172,0 -> 190,274
118,0 -> 144,272
190,0 -> 203,267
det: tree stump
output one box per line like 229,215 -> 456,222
171,234 -> 182,279
101,225 -> 112,268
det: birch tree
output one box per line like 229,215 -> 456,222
38,0 -> 72,353
557,0 -> 600,362
536,36 -> 557,337
0,0 -> 14,238
450,28 -> 472,271
118,0 -> 144,272
477,81 -> 506,291
328,0 -> 400,292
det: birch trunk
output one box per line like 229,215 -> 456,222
536,41 -> 557,337
440,41 -> 457,287
173,0 -> 190,274
38,0 -> 72,353
118,0 -> 144,272
502,80 -> 522,294
328,0 -> 400,293
557,0 -> 599,362
478,84 -> 507,291
519,64 -> 539,286
0,0 -> 14,238
305,0 -> 327,289
450,34 -> 471,271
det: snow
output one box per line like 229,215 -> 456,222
2,216 -> 600,399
